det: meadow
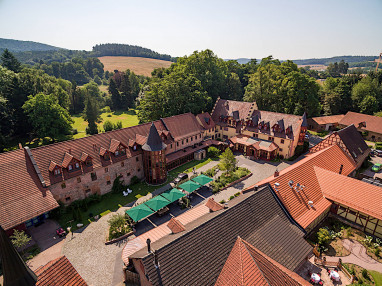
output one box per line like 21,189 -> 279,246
72,109 -> 139,139
98,56 -> 172,77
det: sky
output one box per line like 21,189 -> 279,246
0,0 -> 381,60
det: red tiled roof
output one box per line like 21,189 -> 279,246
205,198 -> 224,212
35,256 -> 87,286
61,152 -> 74,168
161,113 -> 203,140
211,99 -> 257,122
135,134 -> 147,145
99,146 -> 108,156
48,161 -> 59,172
311,114 -> 344,125
109,138 -> 122,153
230,135 -> 279,152
196,112 -> 216,130
215,237 -> 309,286
0,149 -> 59,230
315,167 -> 382,221
80,152 -> 91,162
255,145 -> 356,229
167,218 -> 185,234
339,111 -> 382,135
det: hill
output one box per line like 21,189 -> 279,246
0,38 -> 62,52
98,56 -> 173,77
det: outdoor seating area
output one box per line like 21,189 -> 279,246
123,188 -> 133,197
125,174 -> 214,223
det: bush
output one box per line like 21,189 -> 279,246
107,213 -> 131,240
375,248 -> 380,257
72,128 -> 78,135
219,200 -> 226,204
115,121 -> 123,130
130,176 -> 140,185
112,175 -> 125,194
362,269 -> 370,280
229,195 -> 235,200
234,192 -> 240,197
317,227 -> 331,246
103,106 -> 111,113
103,120 -> 114,132
203,167 -> 218,178
207,146 -> 221,158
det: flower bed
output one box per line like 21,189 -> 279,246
210,167 -> 251,194
107,213 -> 132,241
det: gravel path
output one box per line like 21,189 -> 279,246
62,207 -> 129,286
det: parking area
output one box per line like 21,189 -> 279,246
363,155 -> 382,179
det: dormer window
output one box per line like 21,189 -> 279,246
104,153 -> 110,160
115,150 -> 119,156
75,162 -> 80,169
68,164 -> 73,171
133,145 -> 137,151
54,168 -> 61,176
86,159 -> 92,167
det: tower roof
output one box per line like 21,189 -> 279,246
142,123 -> 167,151
301,112 -> 308,127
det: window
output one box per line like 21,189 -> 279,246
268,137 -> 272,141
177,142 -> 179,147
253,133 -> 258,138
77,177 -> 81,183
75,162 -> 80,169
281,139 -> 284,144
339,206 -> 347,211
120,149 -> 126,155
126,172 -> 131,176
133,145 -> 137,151
136,157 -> 139,162
104,154 -> 110,160
106,180 -> 111,185
68,165 -> 73,171
359,214 -> 367,220
105,167 -> 108,173
54,168 -> 61,176
224,127 -> 228,131
91,172 -> 97,181
200,134 -> 202,138
170,144 -> 173,149
279,148 -> 283,152
86,159 -> 92,166
115,150 -> 119,156
223,135 -> 228,139
348,209 -> 357,216
191,137 -> 193,142
186,138 -> 189,143
61,183 -> 66,189
65,197 -> 71,202
85,189 -> 91,194
138,168 -> 141,172
121,162 -> 125,167
182,140 -> 184,145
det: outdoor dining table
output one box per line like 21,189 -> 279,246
330,270 -> 340,281
310,273 -> 320,283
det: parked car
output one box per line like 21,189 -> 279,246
372,163 -> 382,172
174,173 -> 188,184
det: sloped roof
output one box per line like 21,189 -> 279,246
61,152 -> 75,168
301,112 -> 308,128
256,145 -> 356,229
215,237 -> 310,286
161,113 -> 203,140
211,99 -> 257,122
230,135 -> 279,152
35,256 -> 87,286
205,198 -> 224,212
337,125 -> 370,161
315,167 -> 382,221
48,161 -> 59,172
339,111 -> 382,135
142,123 -> 167,152
0,149 -> 59,230
310,114 -> 344,125
167,218 -> 185,234
135,186 -> 312,285
196,112 -> 216,130
80,152 -> 91,162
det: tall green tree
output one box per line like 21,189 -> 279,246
84,96 -> 99,135
351,77 -> 382,113
1,49 -> 21,73
219,148 -> 237,175
108,78 -> 121,109
23,93 -> 73,140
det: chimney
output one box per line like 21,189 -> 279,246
274,169 -> 279,177
146,238 -> 151,253
153,250 -> 160,268
254,185 -> 259,192
68,148 -> 72,154
18,143 -> 23,149
339,164 -> 344,174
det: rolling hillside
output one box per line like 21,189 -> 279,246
0,38 -> 62,52
98,56 -> 173,77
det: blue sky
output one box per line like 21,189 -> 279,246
0,0 -> 381,59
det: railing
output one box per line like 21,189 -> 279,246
313,257 -> 354,283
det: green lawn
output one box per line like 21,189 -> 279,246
370,271 -> 382,286
57,158 -> 213,229
72,109 -> 139,139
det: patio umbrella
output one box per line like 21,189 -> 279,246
125,204 -> 155,222
160,188 -> 186,203
310,273 -> 320,283
330,270 -> 340,281
144,196 -> 171,212
179,180 -> 201,193
191,174 -> 213,186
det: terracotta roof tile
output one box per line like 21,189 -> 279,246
109,138 -> 121,153
35,255 -> 87,286
48,161 -> 59,172
0,149 -> 59,230
211,99 -> 257,122
256,145 -> 356,229
99,146 -> 108,156
196,112 -> 216,130
311,114 -> 344,125
135,134 -> 147,145
205,198 -> 224,212
80,152 -> 91,162
61,152 -> 74,168
215,237 -> 310,286
339,111 -> 382,135
167,218 -> 185,234
161,113 -> 203,140
315,167 -> 382,221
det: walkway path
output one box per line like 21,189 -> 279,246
324,239 -> 382,272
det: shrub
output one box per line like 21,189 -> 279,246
229,195 -> 235,200
115,121 -> 123,130
375,248 -> 380,257
219,200 -> 226,204
234,192 -> 240,197
103,120 -> 114,132
100,210 -> 111,217
362,269 -> 370,280
112,175 -> 125,194
204,167 -> 218,178
207,146 -> 221,158
364,235 -> 373,246
317,227 -> 331,246
72,128 -> 78,135
107,213 -> 131,240
130,175 -> 140,185
103,106 -> 111,113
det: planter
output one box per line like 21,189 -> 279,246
105,230 -> 134,245
220,173 -> 252,192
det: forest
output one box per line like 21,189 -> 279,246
1,48 -> 382,153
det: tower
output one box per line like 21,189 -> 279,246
142,123 -> 167,185
298,112 -> 308,145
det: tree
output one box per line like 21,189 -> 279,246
317,228 -> 331,246
1,49 -> 21,73
108,78 -> 121,110
103,120 -> 114,132
23,93 -> 74,140
84,96 -> 99,135
207,146 -> 221,158
10,230 -> 31,255
351,77 -> 381,112
219,148 -> 237,174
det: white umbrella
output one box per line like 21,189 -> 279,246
330,270 -> 340,281
311,273 -> 320,283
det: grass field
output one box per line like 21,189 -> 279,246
370,271 -> 382,286
98,56 -> 173,77
72,109 -> 139,139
